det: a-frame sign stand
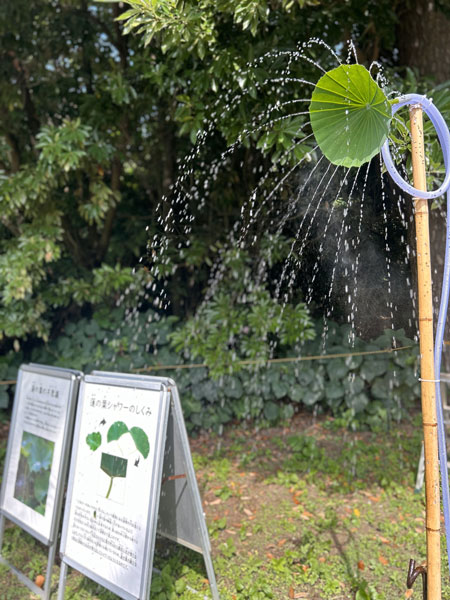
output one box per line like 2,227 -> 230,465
0,364 -> 81,600
155,378 -> 220,599
58,372 -> 219,600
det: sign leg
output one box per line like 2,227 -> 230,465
43,541 -> 57,600
57,561 -> 68,600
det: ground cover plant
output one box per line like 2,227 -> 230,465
0,410 -> 446,599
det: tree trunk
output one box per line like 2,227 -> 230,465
397,0 -> 450,84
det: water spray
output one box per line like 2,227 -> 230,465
310,65 -> 450,600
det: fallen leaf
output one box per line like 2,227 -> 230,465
266,552 -> 275,560
209,498 -> 222,505
357,560 -> 365,570
319,556 -> 326,563
379,554 -> 389,566
243,508 -> 253,517
289,586 -> 295,599
278,538 -> 287,547
378,536 -> 390,544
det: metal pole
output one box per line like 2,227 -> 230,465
410,103 -> 441,599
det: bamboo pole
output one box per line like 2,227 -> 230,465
410,104 -> 441,599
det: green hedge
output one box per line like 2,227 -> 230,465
1,308 -> 420,432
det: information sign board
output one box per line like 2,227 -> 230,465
0,364 -> 80,544
0,363 -> 81,600
58,374 -> 170,600
90,371 -> 220,599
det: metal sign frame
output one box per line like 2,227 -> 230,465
91,371 -> 220,600
58,374 -> 171,600
0,363 -> 81,600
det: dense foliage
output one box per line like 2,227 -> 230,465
1,0 -> 449,428
18,308 -> 418,433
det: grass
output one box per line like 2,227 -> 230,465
0,411 -> 446,599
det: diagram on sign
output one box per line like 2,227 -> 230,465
86,421 -> 150,503
14,431 -> 55,516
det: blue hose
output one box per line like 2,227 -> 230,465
381,93 -> 450,574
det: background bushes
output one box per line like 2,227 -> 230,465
0,309 -> 419,433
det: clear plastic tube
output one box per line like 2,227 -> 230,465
381,93 -> 450,574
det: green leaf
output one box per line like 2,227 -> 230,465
100,453 -> 128,478
107,421 -> 129,443
130,426 -> 150,459
326,358 -> 349,380
360,358 -> 387,382
86,432 -> 102,451
325,382 -> 344,401
23,434 -> 54,473
309,64 -> 391,167
264,401 -> 280,421
346,392 -> 369,413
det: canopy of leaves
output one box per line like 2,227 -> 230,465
1,0 -> 449,369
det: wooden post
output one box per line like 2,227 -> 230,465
410,104 -> 441,599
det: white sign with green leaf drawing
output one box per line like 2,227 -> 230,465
59,377 -> 169,600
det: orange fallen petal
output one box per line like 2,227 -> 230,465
379,554 -> 389,565
357,560 -> 365,570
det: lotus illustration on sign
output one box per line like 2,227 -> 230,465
86,420 -> 150,500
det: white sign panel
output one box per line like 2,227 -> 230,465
60,378 -> 169,600
1,366 -> 76,544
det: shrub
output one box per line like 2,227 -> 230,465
6,309 -> 419,434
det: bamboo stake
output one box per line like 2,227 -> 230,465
410,104 -> 441,599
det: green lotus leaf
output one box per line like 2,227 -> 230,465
86,431 -> 102,451
309,64 -> 391,167
101,453 -> 128,478
24,434 -> 54,473
129,426 -> 150,459
107,420 -> 129,443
